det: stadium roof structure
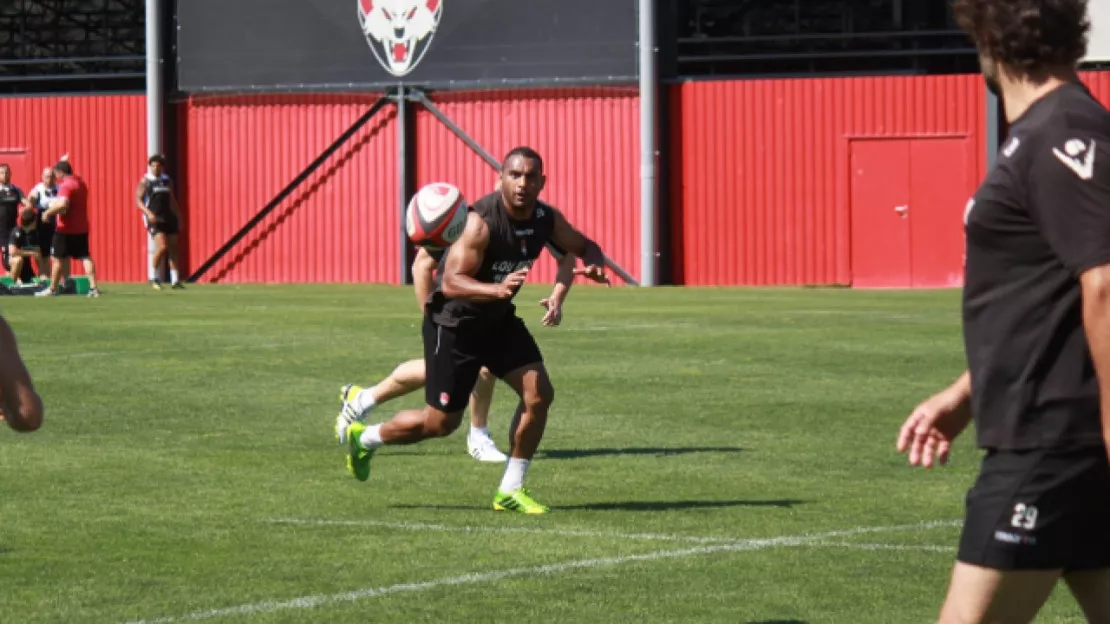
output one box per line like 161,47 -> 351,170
0,0 -> 145,92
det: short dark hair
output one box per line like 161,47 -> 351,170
502,146 -> 543,173
953,0 -> 1090,75
148,153 -> 166,166
53,161 -> 72,176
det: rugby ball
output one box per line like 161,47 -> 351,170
406,182 -> 469,249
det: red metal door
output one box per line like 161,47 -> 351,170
909,138 -> 969,287
850,139 -> 911,287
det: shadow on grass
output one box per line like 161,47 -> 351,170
392,499 -> 806,512
537,446 -> 746,460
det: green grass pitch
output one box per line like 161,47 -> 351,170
0,283 -> 1092,622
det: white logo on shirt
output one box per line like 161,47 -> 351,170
1002,137 -> 1021,158
963,198 -> 975,225
1052,138 -> 1096,180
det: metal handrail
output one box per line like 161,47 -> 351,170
679,47 -> 976,64
0,55 -> 144,67
677,29 -> 969,45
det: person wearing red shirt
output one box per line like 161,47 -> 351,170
38,160 -> 99,297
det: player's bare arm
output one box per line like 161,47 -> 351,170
897,370 -> 972,468
549,208 -> 609,284
1080,264 -> 1110,458
42,196 -> 68,219
0,317 -> 43,432
539,250 -> 580,327
411,246 -> 439,311
441,211 -> 525,301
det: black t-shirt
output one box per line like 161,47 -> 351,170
9,227 -> 40,251
428,192 -> 557,327
142,174 -> 174,217
963,82 -> 1110,451
0,185 -> 23,233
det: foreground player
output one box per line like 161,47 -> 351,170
342,147 -> 608,513
336,243 -> 588,463
896,1 -> 1110,621
0,315 -> 43,432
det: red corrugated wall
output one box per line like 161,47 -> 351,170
1080,70 -> 1110,107
0,94 -> 147,282
415,87 -> 640,285
179,93 -> 399,283
671,75 -> 987,286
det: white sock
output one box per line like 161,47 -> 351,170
354,388 -> 378,413
499,458 -> 529,492
469,426 -> 491,440
170,269 -> 179,283
359,424 -> 383,449
148,266 -> 157,281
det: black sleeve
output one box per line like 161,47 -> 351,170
546,241 -> 567,260
8,229 -> 21,248
1027,126 -> 1110,274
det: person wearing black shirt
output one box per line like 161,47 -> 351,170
7,207 -> 43,285
136,154 -> 184,289
339,147 -> 609,514
896,1 -> 1110,621
0,164 -> 24,274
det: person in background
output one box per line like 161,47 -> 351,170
8,206 -> 44,285
0,164 -> 24,279
26,167 -> 58,280
135,154 -> 184,290
37,160 -> 99,298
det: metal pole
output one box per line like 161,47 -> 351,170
397,85 -> 409,285
146,0 -> 164,282
638,0 -> 657,287
986,87 -> 1000,169
145,0 -> 163,155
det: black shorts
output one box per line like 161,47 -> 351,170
52,232 -> 90,259
37,216 -> 54,247
423,314 -> 543,413
148,214 -> 179,236
957,446 -> 1110,571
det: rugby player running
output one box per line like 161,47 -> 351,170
341,146 -> 608,513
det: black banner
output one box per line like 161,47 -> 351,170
176,0 -> 637,93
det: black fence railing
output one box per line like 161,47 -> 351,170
676,29 -> 978,78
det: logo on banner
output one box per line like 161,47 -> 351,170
357,0 -> 443,77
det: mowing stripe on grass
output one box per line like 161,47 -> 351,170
126,519 -> 958,623
813,541 -> 956,553
265,517 -> 745,544
265,517 -> 959,546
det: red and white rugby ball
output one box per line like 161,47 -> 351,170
406,182 -> 469,249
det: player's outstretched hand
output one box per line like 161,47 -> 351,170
497,269 -> 530,298
539,297 -> 562,326
896,387 -> 972,469
574,265 -> 611,287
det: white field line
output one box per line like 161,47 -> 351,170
125,519 -> 959,624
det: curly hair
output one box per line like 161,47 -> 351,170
953,0 -> 1090,74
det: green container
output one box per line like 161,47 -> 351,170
0,276 -> 90,294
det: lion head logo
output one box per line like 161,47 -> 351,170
357,0 -> 443,77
